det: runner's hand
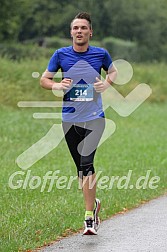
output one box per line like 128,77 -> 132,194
53,78 -> 73,90
94,77 -> 109,93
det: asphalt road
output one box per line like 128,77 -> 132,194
40,195 -> 167,252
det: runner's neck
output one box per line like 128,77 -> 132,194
72,43 -> 89,53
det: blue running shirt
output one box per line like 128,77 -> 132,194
47,46 -> 112,122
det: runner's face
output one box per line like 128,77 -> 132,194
71,19 -> 92,46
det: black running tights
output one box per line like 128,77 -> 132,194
62,118 -> 105,178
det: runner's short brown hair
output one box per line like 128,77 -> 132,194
71,12 -> 92,29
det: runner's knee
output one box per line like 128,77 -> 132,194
78,164 -> 95,178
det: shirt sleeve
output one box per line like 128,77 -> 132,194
102,49 -> 113,71
47,50 -> 60,72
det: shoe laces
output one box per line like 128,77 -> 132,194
85,218 -> 93,228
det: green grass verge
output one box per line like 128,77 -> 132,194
0,58 -> 167,251
0,102 -> 167,251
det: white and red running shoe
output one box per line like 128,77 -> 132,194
93,198 -> 101,231
83,198 -> 101,235
83,218 -> 97,235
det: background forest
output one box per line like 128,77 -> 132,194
1,0 -> 167,62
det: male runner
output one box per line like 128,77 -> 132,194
40,12 -> 117,235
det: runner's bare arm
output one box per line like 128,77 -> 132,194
105,64 -> 117,86
40,69 -> 72,90
94,65 -> 117,93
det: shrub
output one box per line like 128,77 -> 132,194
102,36 -> 139,62
43,36 -> 71,48
0,43 -> 55,61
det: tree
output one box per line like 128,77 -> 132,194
1,0 -> 167,61
0,0 -> 22,41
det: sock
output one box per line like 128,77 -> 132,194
85,210 -> 94,220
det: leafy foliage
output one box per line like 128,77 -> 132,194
102,37 -> 139,62
0,0 -> 167,61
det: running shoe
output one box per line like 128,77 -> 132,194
83,198 -> 101,235
93,198 -> 101,231
83,218 -> 97,235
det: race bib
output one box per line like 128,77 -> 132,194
70,84 -> 93,101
